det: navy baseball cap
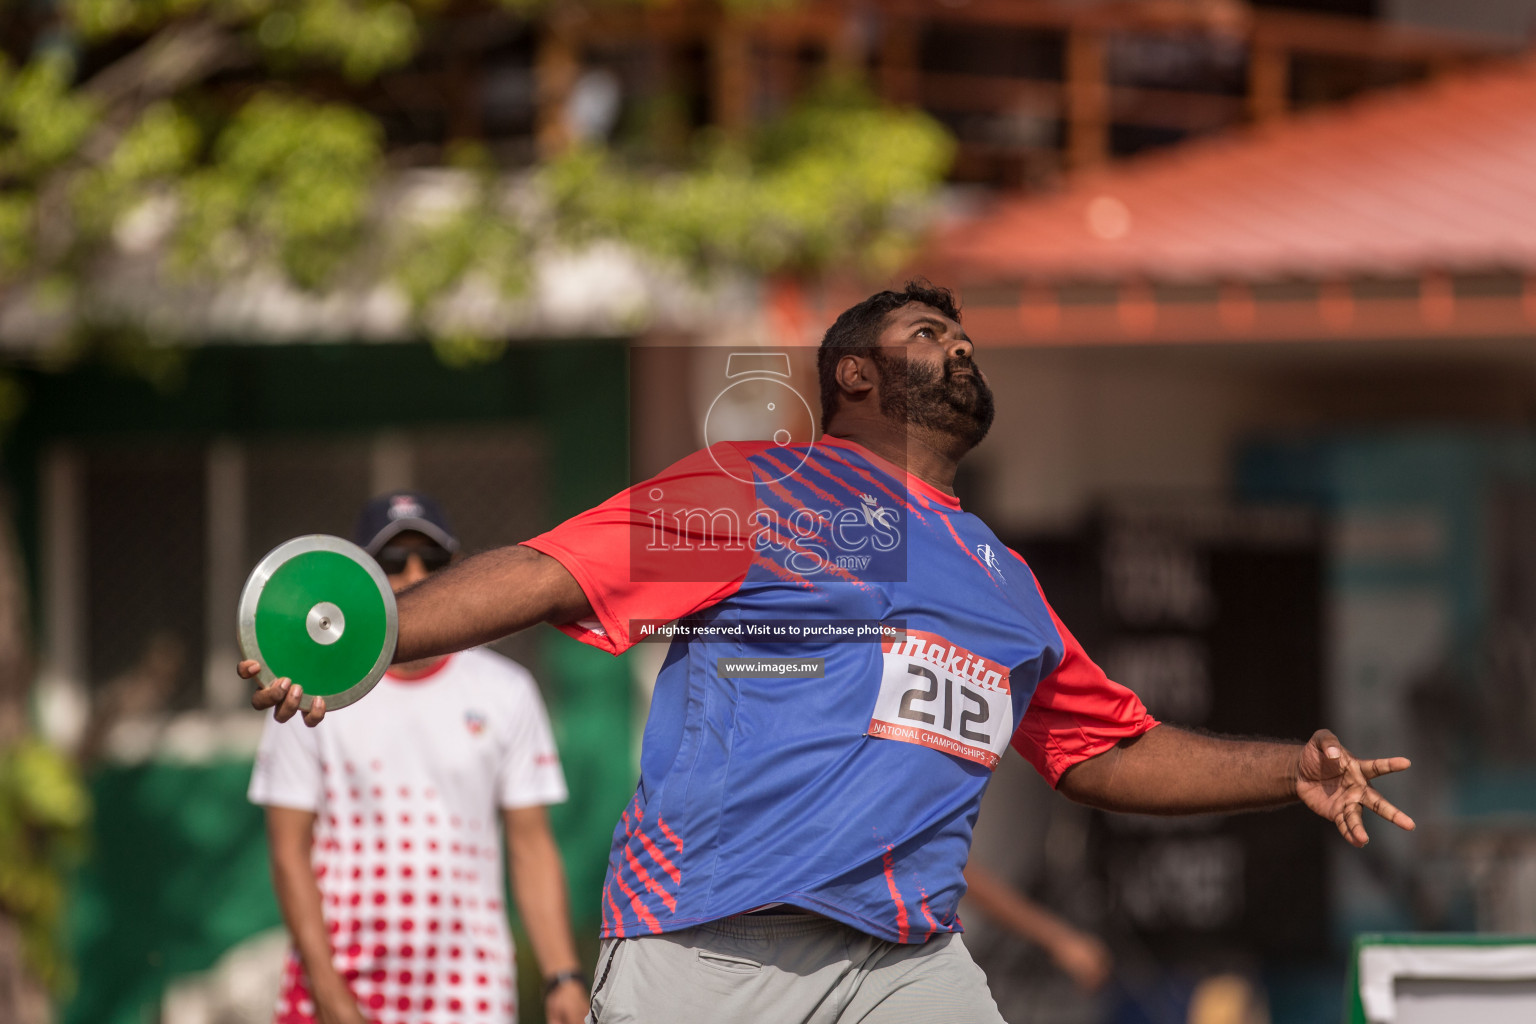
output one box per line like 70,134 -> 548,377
354,491 -> 460,555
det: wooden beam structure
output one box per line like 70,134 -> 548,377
337,0 -> 1519,183
798,275 -> 1536,349
1065,28 -> 1109,173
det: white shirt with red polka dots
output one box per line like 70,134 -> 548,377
248,648 -> 568,1024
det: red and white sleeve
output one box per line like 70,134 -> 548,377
522,443 -> 759,655
1009,556 -> 1159,787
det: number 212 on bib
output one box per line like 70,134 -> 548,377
868,629 -> 1013,769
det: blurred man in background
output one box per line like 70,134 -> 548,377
248,491 -> 587,1024
962,863 -> 1112,994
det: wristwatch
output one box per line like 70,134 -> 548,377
544,968 -> 588,997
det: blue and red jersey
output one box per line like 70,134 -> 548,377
523,436 -> 1156,944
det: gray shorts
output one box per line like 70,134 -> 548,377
586,911 -> 1006,1024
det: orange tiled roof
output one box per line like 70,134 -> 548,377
931,57 -> 1536,285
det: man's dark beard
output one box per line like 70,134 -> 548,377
870,348 -> 995,451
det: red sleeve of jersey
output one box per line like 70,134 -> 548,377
521,443 -> 758,655
1007,550 -> 1159,787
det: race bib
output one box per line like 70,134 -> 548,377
869,629 -> 1013,769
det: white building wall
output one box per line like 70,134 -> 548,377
973,348 -> 1280,534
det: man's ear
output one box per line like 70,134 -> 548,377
836,353 -> 876,400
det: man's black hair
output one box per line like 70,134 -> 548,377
817,280 -> 960,430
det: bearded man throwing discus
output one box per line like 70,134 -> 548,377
246,282 -> 1414,1024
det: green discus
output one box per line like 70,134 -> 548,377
237,535 -> 398,711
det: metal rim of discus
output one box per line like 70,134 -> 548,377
237,535 -> 399,712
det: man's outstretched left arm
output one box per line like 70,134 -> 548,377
1054,724 -> 1414,848
245,544 -> 591,724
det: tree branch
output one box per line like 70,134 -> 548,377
82,16 -> 243,111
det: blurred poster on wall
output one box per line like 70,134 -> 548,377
1239,433 -> 1536,941
976,501 -> 1325,1021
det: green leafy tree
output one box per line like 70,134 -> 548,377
0,487 -> 83,1024
548,78 -> 951,276
1,0 -> 951,356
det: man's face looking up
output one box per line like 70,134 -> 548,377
868,302 -> 995,451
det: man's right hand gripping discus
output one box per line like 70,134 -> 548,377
237,536 -> 398,712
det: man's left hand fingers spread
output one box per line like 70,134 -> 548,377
1365,788 -> 1416,832
1359,756 -> 1411,780
1333,812 -> 1356,847
1342,804 -> 1368,847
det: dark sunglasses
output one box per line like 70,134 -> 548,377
376,544 -> 452,575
